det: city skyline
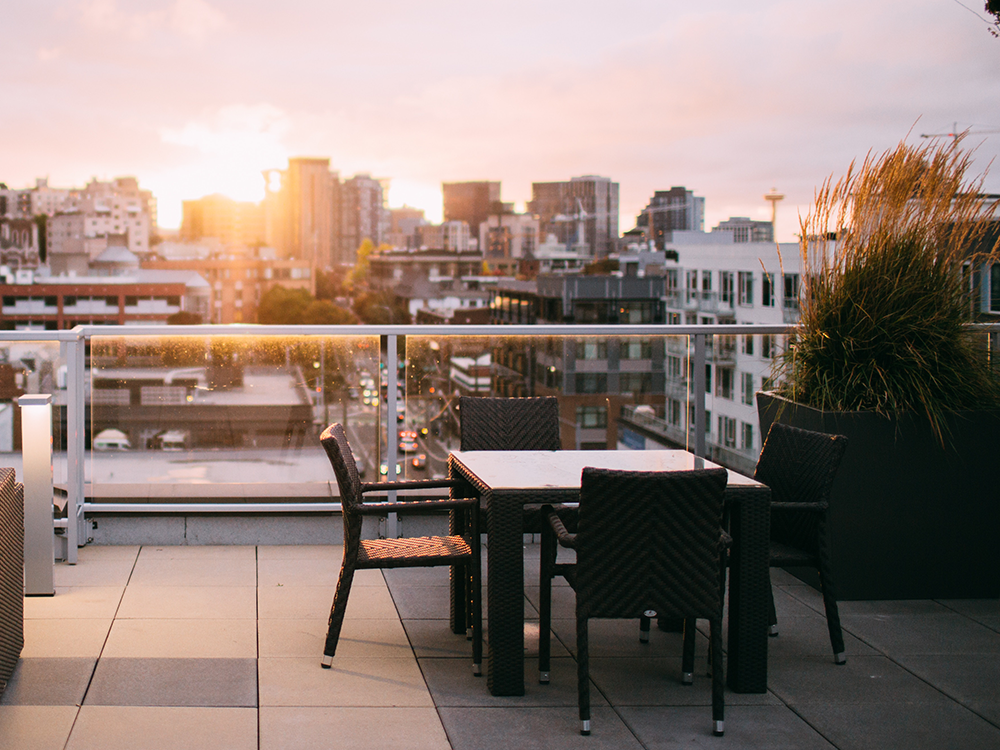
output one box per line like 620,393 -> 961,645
3,0 -> 1000,243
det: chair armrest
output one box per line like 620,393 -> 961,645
543,506 -> 577,549
360,478 -> 460,494
720,530 -> 733,550
770,501 -> 828,512
356,497 -> 478,515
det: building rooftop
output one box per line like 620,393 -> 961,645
3,542 -> 998,749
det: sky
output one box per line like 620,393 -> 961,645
3,0 -> 1000,243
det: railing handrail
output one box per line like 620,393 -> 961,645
6,321 -> 999,558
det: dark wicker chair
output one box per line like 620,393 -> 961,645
754,422 -> 849,664
319,423 -> 482,674
539,467 -> 730,736
458,395 -> 564,530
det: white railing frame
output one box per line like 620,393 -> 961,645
4,321 -> 998,553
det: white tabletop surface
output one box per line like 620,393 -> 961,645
449,449 -> 761,492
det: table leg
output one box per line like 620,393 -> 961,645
726,486 -> 770,693
486,489 -> 526,696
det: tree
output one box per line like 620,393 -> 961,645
256,287 -> 313,324
353,290 -> 410,324
166,311 -> 202,325
582,257 -> 619,275
347,238 -> 376,291
301,299 -> 358,325
315,267 -> 348,300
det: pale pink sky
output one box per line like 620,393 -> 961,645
4,0 -> 1000,242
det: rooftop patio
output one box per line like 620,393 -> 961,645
2,542 -> 998,750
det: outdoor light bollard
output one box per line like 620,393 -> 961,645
20,394 -> 55,596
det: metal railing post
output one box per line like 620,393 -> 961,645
693,332 -> 707,458
385,333 -> 399,537
65,333 -> 86,562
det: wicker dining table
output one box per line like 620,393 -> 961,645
447,449 -> 771,697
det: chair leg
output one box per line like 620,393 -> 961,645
538,524 -> 555,683
577,613 -> 591,736
322,565 -> 356,667
818,568 -> 846,664
681,617 -> 696,684
711,616 -> 725,736
639,613 -> 652,644
768,583 -> 779,637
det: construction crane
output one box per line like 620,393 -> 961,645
919,123 -> 1000,143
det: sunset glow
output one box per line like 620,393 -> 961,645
3,1 -> 999,241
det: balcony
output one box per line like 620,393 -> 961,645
4,542 -> 999,748
1,323 -> 998,748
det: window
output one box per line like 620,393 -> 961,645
167,296 -> 180,306
715,367 -> 734,400
738,271 -> 753,307
701,271 -> 712,292
742,334 -> 754,356
783,273 -> 800,310
992,264 -> 1000,312
44,296 -> 57,307
619,301 -> 654,323
665,269 -> 679,291
667,312 -> 681,325
762,376 -> 775,393
125,296 -> 138,307
668,398 -> 682,426
576,405 -> 607,429
574,373 -> 607,393
573,301 -> 608,323
105,296 -> 118,306
686,270 -> 698,301
575,339 -> 607,360
667,355 -> 682,381
762,273 -> 774,307
761,334 -> 774,359
720,271 -> 734,304
741,422 -> 754,451
719,415 -> 737,448
620,372 -> 652,395
741,372 -> 754,405
621,338 -> 652,360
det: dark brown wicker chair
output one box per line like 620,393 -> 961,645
458,395 -> 563,530
754,422 -> 849,664
539,467 -> 730,736
319,423 -> 482,674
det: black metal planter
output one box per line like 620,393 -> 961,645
757,392 -> 1000,600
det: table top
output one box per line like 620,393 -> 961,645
449,449 -> 763,492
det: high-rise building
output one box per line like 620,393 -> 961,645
528,176 -> 619,258
339,174 -> 387,265
263,158 -> 340,268
711,216 -> 773,243
181,194 -> 265,248
442,181 -> 501,239
635,187 -> 705,250
387,206 -> 427,249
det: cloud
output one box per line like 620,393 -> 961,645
75,0 -> 225,41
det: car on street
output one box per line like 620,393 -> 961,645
411,453 -> 427,470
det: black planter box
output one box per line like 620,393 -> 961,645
757,392 -> 1000,600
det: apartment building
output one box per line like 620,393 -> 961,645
442,181 -> 501,238
528,176 -> 619,259
181,194 -> 266,248
490,275 -> 667,449
141,251 -> 313,324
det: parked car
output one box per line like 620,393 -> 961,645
399,439 -> 419,453
411,453 -> 427,470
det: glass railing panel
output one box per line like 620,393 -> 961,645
0,339 -> 66,487
88,333 -> 379,502
404,332 -> 694,469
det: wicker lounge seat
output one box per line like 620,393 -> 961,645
755,422 -> 849,664
539,467 -> 730,736
319,423 -> 482,674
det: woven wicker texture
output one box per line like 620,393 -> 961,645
319,424 -> 481,667
755,422 -> 848,660
540,467 -> 729,732
459,396 -> 561,451
573,468 -> 728,620
450,396 -> 563,637
0,468 -> 24,698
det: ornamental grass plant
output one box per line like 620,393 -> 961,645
778,137 -> 1000,442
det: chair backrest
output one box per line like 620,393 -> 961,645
754,422 -> 848,551
320,424 -> 364,520
459,396 -> 560,451
754,423 -> 847,506
574,467 -> 729,621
